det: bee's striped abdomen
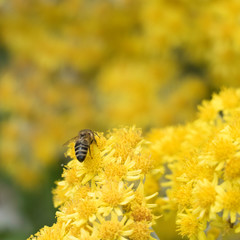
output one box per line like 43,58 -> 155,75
75,140 -> 89,162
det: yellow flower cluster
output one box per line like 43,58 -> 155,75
28,127 -> 159,240
147,88 -> 240,239
141,0 -> 240,87
2,5 -> 240,239
2,0 -> 240,88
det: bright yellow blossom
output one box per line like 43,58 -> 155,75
192,177 -> 219,219
224,154 -> 240,183
28,127 -> 159,240
93,212 -> 133,240
28,222 -> 66,240
129,221 -> 154,240
176,211 -> 207,240
147,88 -> 240,239
98,181 -> 135,216
214,182 -> 240,224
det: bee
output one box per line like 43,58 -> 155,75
64,129 -> 99,162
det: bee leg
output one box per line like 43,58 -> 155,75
88,146 -> 93,158
93,133 -> 99,146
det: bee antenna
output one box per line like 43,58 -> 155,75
94,131 -> 100,138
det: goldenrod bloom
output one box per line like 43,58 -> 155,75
176,211 -> 207,240
214,182 -> 240,224
192,177 -> 219,220
28,127 -> 159,240
92,212 -> 133,240
147,88 -> 240,238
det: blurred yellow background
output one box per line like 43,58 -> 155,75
0,0 -> 240,239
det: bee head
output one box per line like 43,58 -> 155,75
78,129 -> 94,138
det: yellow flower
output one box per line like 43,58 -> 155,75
197,99 -> 221,122
147,88 -> 240,238
218,88 -> 240,109
176,211 -> 207,240
109,126 -> 143,161
28,127 -> 158,240
103,157 -> 141,182
56,196 -> 98,227
129,221 -> 154,240
224,153 -> 240,183
133,152 -> 153,174
209,134 -> 237,169
92,212 -> 133,240
98,181 -> 135,216
27,222 -> 66,240
131,204 -> 153,222
214,182 -> 240,223
192,177 -> 219,219
170,182 -> 193,209
53,182 -> 91,208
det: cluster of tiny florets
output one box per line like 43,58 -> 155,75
28,127 -> 158,240
147,88 -> 240,239
28,88 -> 240,240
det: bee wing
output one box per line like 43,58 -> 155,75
63,136 -> 79,146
